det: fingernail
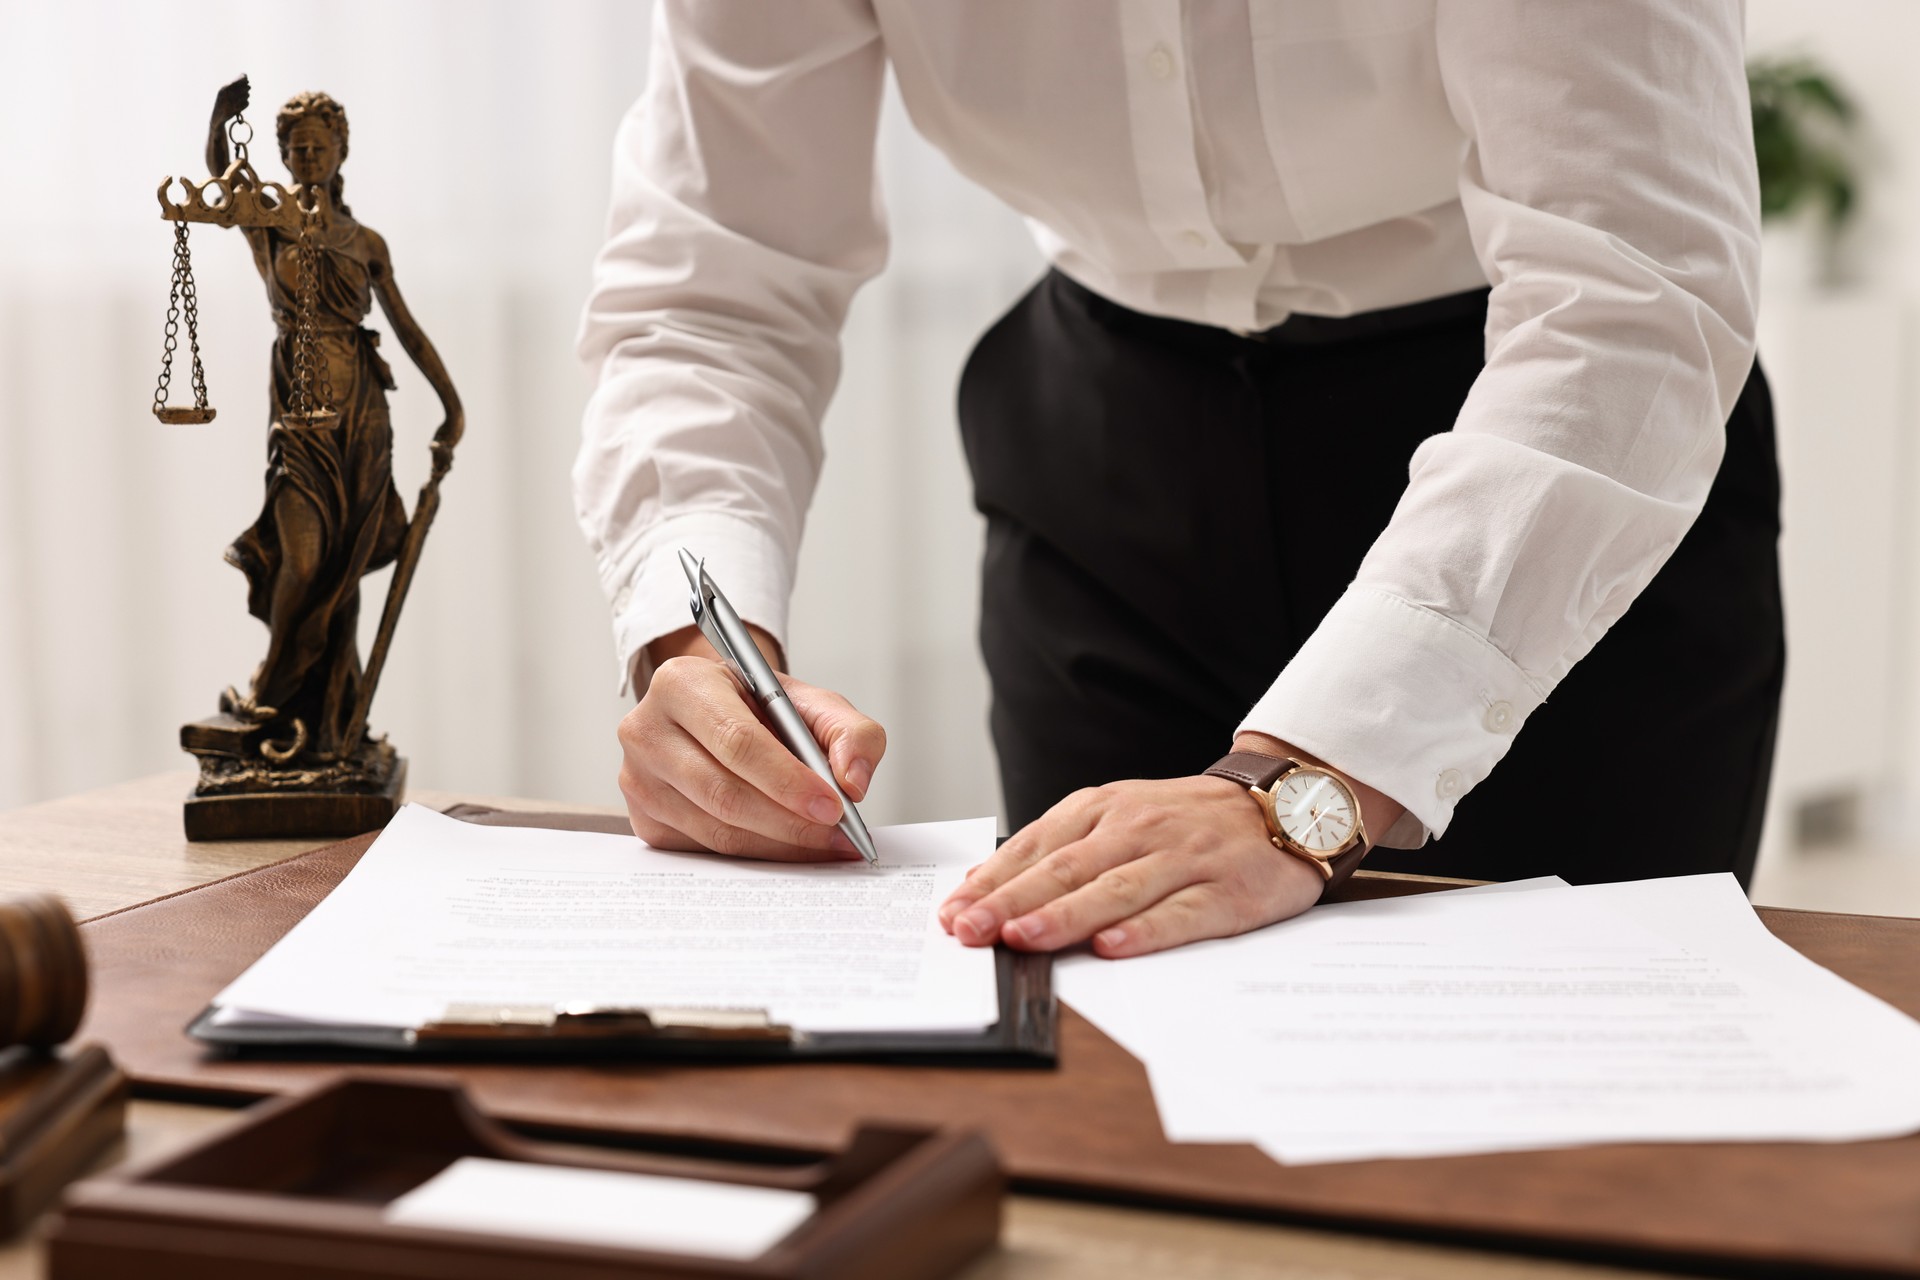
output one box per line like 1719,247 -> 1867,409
938,892 -> 974,922
1005,916 -> 1046,946
808,795 -> 841,824
1096,927 -> 1126,951
956,907 -> 996,944
829,830 -> 856,854
847,758 -> 874,797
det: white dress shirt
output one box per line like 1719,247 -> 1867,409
575,0 -> 1760,846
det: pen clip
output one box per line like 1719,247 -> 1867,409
679,548 -> 778,701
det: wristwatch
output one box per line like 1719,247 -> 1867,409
1204,751 -> 1370,899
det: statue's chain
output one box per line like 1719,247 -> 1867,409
289,209 -> 336,422
151,220 -> 211,416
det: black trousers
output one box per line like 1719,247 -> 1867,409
958,271 -> 1784,886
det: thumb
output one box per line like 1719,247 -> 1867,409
782,676 -> 887,801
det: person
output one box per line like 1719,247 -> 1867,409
576,3 -> 1777,959
204,81 -> 463,762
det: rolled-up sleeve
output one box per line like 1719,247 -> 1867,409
575,0 -> 887,692
1238,0 -> 1760,845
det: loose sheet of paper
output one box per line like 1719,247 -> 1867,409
1059,874 -> 1920,1164
214,804 -> 1000,1034
385,1157 -> 815,1260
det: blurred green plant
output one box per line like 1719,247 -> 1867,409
1749,57 -> 1861,232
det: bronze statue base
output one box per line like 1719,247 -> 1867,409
180,719 -> 406,841
183,761 -> 406,842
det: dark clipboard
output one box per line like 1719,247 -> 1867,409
187,944 -> 1055,1066
186,807 -> 1056,1065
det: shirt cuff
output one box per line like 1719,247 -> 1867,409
599,512 -> 794,697
1236,585 -> 1551,848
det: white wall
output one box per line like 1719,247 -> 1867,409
1747,2 -> 1920,863
0,1 -> 652,812
0,0 -> 1036,827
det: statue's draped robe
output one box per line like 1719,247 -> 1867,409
226,225 -> 408,759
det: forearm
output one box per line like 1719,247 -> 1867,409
205,125 -> 229,179
401,332 -> 460,416
374,281 -> 461,419
1242,1 -> 1756,846
647,623 -> 785,677
578,1 -> 887,702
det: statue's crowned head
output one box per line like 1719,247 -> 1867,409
276,91 -> 351,215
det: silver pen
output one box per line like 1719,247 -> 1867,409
679,548 -> 880,865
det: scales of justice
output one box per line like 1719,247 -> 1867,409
152,75 -> 464,840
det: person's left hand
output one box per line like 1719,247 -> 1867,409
936,776 -> 1324,960
937,736 -> 1405,958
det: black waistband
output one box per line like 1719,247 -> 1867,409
1052,269 -> 1489,351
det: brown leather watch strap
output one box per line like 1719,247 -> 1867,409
1204,750 -> 1370,901
1318,842 -> 1369,897
1204,750 -> 1293,789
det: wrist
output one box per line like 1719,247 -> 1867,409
647,623 -> 787,673
1229,731 -> 1403,848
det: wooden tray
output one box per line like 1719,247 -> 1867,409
47,1074 -> 1001,1280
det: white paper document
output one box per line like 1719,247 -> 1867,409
1059,874 -> 1920,1164
213,804 -> 1000,1035
385,1157 -> 815,1259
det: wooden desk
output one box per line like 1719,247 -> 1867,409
0,774 -> 1687,1280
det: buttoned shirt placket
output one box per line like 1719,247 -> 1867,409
1116,2 -> 1263,333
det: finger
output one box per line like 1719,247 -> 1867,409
783,676 -> 888,801
938,789 -> 1104,930
646,726 -> 858,858
1091,884 -> 1245,958
998,849 -> 1196,952
618,701 -> 849,857
652,659 -> 846,826
625,753 -> 859,863
948,832 -> 1152,948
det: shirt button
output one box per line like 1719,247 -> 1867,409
1180,229 -> 1209,250
1146,45 -> 1177,81
1435,769 -> 1465,800
1483,701 -> 1515,734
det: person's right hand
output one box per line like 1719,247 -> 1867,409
618,627 -> 886,862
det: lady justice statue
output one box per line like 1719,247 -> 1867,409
165,76 -> 463,838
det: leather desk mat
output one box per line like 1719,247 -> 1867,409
73,809 -> 1920,1277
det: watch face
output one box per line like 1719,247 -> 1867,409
1271,768 -> 1358,855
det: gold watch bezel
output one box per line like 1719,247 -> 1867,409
1250,761 -> 1367,877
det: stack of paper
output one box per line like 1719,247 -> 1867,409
385,1158 -> 816,1259
1057,874 -> 1920,1164
212,805 -> 1001,1036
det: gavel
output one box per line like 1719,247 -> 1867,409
0,894 -> 88,1049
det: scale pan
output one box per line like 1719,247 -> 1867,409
154,407 -> 217,425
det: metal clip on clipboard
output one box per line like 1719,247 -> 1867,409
414,1003 -> 796,1045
